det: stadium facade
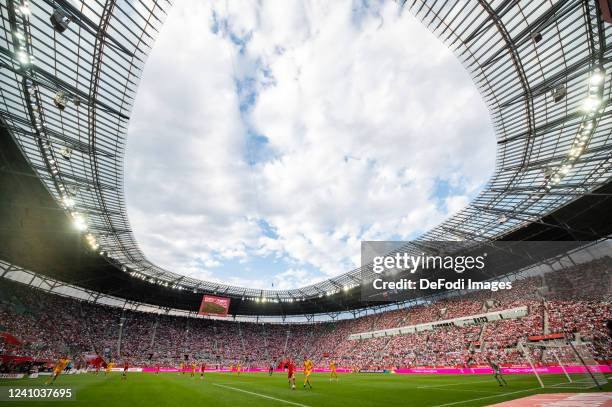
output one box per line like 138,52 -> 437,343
0,0 -> 611,319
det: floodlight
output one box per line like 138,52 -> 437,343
18,3 -> 31,15
569,146 -> 583,157
62,195 -> 75,208
530,32 -> 542,43
59,146 -> 72,160
582,96 -> 601,112
50,8 -> 70,33
17,51 -> 29,65
73,213 -> 87,231
53,91 -> 67,110
589,72 -> 604,86
551,85 -> 566,102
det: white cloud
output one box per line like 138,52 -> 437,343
272,268 -> 323,290
125,0 -> 495,288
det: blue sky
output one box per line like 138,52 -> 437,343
125,0 -> 495,289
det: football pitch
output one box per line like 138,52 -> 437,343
1,372 -> 610,406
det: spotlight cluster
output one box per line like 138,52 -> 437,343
544,68 -> 606,189
119,275 -> 357,300
246,283 -> 358,304
13,1 -> 106,264
253,297 -> 305,304
124,271 -> 193,292
85,233 -> 99,251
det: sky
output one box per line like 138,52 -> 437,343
125,0 -> 496,290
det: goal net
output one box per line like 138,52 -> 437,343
518,340 -> 608,389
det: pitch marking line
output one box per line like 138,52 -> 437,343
418,379 -> 501,388
419,387 -> 497,394
430,387 -> 540,407
212,383 -> 311,407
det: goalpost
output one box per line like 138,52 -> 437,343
518,340 -> 608,389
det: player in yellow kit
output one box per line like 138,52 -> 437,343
303,357 -> 313,389
190,361 -> 197,377
236,363 -> 242,376
329,360 -> 338,382
105,361 -> 114,375
46,356 -> 70,385
179,361 -> 185,375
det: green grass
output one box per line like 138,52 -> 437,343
1,372 -> 610,406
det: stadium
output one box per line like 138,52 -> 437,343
0,0 -> 611,406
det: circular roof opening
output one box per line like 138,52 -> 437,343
126,0 -> 495,289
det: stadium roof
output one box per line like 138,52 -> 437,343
0,0 -> 611,314
1,121 -> 612,316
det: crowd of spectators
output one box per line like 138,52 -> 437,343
0,258 -> 609,371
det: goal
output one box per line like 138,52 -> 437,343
518,339 -> 608,389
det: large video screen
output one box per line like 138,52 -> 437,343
198,295 -> 230,316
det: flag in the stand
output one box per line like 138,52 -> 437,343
0,332 -> 21,346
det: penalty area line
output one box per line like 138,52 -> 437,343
417,379 -> 499,388
419,387 -> 498,394
430,387 -> 541,407
212,383 -> 311,407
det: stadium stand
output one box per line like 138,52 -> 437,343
1,259 -> 609,372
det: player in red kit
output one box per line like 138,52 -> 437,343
200,362 -> 206,380
287,359 -> 296,390
155,363 -> 160,375
121,361 -> 128,380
